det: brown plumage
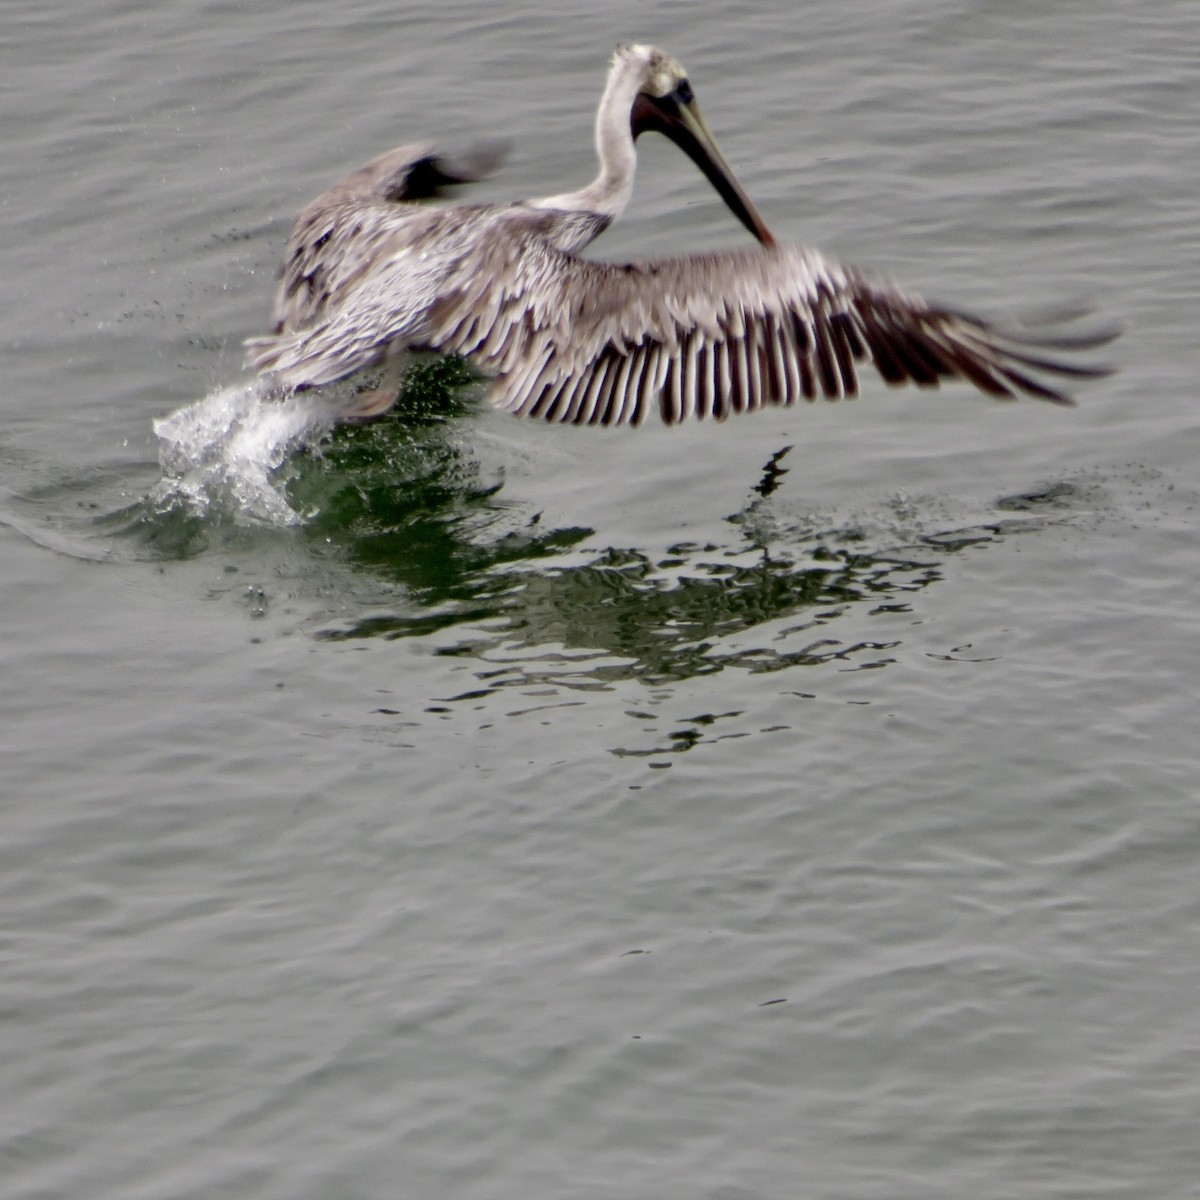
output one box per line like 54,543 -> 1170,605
246,44 -> 1114,426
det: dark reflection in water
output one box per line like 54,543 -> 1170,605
15,362 -> 1081,699
285,372 -> 963,688
397,540 -> 934,688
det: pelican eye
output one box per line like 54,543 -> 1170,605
675,78 -> 694,104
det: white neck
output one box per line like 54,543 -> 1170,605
529,55 -> 640,218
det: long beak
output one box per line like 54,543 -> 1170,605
631,87 -> 776,247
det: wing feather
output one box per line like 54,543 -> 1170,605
680,334 -> 700,422
828,310 -> 860,397
494,240 -> 1108,427
606,350 -> 637,427
712,342 -> 729,419
813,309 -> 840,398
695,341 -> 714,421
774,312 -> 803,405
266,142 -> 508,336
551,370 -> 584,424
251,211 -> 1114,425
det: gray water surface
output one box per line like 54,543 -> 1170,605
3,3 -> 1199,1198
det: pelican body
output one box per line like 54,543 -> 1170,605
246,44 -> 1111,426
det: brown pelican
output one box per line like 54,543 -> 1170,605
246,43 -> 1113,426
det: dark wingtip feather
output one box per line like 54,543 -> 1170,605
994,364 -> 1077,406
920,296 -> 1119,405
401,140 -> 512,200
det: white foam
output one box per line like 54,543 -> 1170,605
151,380 -> 339,525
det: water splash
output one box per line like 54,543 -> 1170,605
150,378 -> 342,525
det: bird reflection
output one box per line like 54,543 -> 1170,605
295,404 -> 955,691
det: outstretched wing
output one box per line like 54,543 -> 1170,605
424,241 -> 1116,427
267,141 -> 508,335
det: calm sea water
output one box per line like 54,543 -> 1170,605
3,2 -> 1199,1197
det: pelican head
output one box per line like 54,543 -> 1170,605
620,44 -> 776,247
